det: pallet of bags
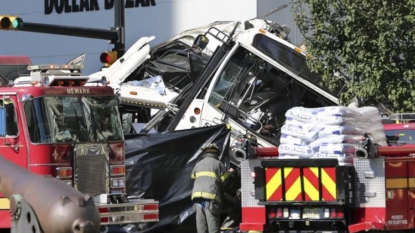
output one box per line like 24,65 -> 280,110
278,106 -> 387,163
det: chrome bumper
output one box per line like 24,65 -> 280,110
95,196 -> 159,225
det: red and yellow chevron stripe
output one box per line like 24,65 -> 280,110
284,167 -> 302,201
303,167 -> 320,201
265,168 -> 282,201
321,167 -> 336,201
265,166 -> 337,201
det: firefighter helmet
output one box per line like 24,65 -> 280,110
202,143 -> 221,154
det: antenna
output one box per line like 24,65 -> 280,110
252,3 -> 289,20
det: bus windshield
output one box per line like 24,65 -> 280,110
252,34 -> 344,96
24,95 -> 123,143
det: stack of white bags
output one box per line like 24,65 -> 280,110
278,106 -> 387,163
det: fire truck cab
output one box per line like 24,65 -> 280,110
0,64 -> 159,229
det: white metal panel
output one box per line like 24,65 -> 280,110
241,159 -> 262,207
353,157 -> 386,208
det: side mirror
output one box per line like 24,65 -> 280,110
192,35 -> 209,54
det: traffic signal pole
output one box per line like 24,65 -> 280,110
1,2 -> 126,59
20,22 -> 120,41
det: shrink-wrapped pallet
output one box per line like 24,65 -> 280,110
278,106 -> 387,162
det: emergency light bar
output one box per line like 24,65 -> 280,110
27,64 -> 84,71
44,76 -> 89,87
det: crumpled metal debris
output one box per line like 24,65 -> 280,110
122,75 -> 166,96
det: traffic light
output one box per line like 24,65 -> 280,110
100,51 -> 118,67
0,15 -> 23,30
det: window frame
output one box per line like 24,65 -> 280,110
0,98 -> 20,138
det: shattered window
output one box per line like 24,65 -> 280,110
252,34 -> 321,83
207,45 -> 336,145
208,60 -> 244,106
252,34 -> 344,96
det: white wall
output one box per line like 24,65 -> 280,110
0,0 -> 257,74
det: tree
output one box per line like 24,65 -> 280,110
292,0 -> 415,112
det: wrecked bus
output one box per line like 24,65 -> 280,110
144,26 -> 346,152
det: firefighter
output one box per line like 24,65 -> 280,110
191,143 -> 234,233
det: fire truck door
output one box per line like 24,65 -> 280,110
385,160 -> 410,229
0,94 -> 27,167
408,161 -> 415,228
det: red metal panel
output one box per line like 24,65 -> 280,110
377,146 -> 415,157
385,159 -> 410,230
353,207 -> 386,229
0,56 -> 32,65
256,147 -> 278,157
407,161 -> 415,229
385,160 -> 408,178
0,86 -> 115,98
349,222 -> 385,233
240,206 -> 266,231
0,95 -> 28,170
0,210 -> 11,228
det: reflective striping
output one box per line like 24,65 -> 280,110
321,167 -> 337,200
192,171 -> 229,182
409,178 -> 415,188
191,192 -> 221,202
303,167 -> 320,201
303,178 -> 319,200
194,171 -> 219,179
386,178 -> 407,189
265,168 -> 282,201
0,198 -> 9,210
220,172 -> 230,182
264,166 -> 337,202
284,167 -> 302,201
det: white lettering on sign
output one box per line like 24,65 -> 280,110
44,0 -> 157,15
388,220 -> 408,225
67,88 -> 91,94
388,215 -> 408,225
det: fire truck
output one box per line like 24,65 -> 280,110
234,129 -> 415,233
0,64 -> 159,230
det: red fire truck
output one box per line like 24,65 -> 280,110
0,64 -> 159,229
237,133 -> 415,233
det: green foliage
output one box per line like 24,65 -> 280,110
292,0 -> 415,112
